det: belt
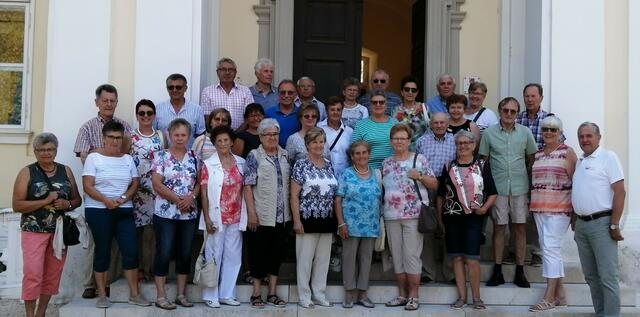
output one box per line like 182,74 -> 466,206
576,210 -> 612,222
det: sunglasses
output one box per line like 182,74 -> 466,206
372,79 -> 386,84
279,90 -> 295,96
501,108 -> 518,115
303,114 -> 318,120
137,110 -> 155,117
541,127 -> 559,132
370,100 -> 386,105
403,87 -> 418,93
167,85 -> 184,91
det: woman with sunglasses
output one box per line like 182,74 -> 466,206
192,108 -> 232,161
392,75 -> 428,150
285,103 -> 325,166
351,90 -> 398,169
130,99 -> 166,283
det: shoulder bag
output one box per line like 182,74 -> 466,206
193,233 -> 218,287
412,154 -> 438,233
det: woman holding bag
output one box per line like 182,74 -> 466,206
199,126 -> 247,308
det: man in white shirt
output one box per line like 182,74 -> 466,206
572,122 -> 626,317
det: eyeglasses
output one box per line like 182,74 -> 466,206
372,79 -> 386,84
370,100 -> 386,105
261,132 -> 279,138
391,137 -> 409,142
167,85 -> 184,91
217,67 -> 236,73
403,87 -> 418,93
456,141 -> 474,146
137,110 -> 155,117
35,148 -> 56,154
541,127 -> 559,132
303,114 -> 318,120
279,90 -> 295,96
105,135 -> 123,141
298,85 -> 314,89
501,108 -> 518,115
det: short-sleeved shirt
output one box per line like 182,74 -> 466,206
130,129 -> 165,227
426,95 -> 448,114
572,146 -> 624,215
341,104 -> 369,129
250,84 -> 279,110
291,158 -> 338,233
200,83 -> 255,129
464,108 -> 498,134
244,151 -> 285,223
21,163 -> 73,233
154,100 -> 206,148
381,154 -> 434,220
318,120 -> 353,177
83,153 -> 138,208
151,149 -> 199,220
201,164 -> 243,224
336,167 -> 381,237
74,114 -> 132,155
438,160 -> 497,217
351,117 -> 398,169
265,104 -> 300,147
478,123 -> 538,196
415,130 -> 456,177
359,91 -> 402,115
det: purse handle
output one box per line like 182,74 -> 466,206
411,154 -> 427,205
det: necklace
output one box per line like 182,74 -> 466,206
136,128 -> 155,138
353,165 -> 370,175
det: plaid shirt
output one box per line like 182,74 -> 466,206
73,114 -> 132,156
415,130 -> 456,176
200,82 -> 254,129
516,108 -> 566,149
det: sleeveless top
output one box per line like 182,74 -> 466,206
21,163 -> 72,233
447,119 -> 472,135
530,144 -> 573,216
237,130 -> 261,158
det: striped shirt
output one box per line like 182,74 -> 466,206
200,82 -> 255,129
530,144 -> 573,216
415,130 -> 456,177
73,114 -> 132,156
82,153 -> 138,208
351,116 -> 398,169
153,100 -> 206,148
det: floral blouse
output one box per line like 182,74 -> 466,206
130,129 -> 164,227
391,103 -> 429,150
201,164 -> 242,224
151,149 -> 199,220
382,154 -> 434,220
336,166 -> 381,237
291,158 -> 338,233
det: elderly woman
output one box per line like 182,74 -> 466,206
446,94 -> 480,142
199,126 -> 247,308
82,121 -> 148,308
437,130 -> 497,310
285,103 -> 322,165
383,124 -> 438,311
151,118 -> 201,310
243,118 -> 291,309
351,89 -> 398,169
130,99 -> 165,282
291,127 -> 338,309
528,116 -> 577,312
392,75 -> 428,149
341,77 -> 368,129
12,133 -> 82,317
335,140 -> 380,309
233,103 -> 264,158
193,108 -> 232,160
463,82 -> 498,135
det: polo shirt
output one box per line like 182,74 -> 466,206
318,120 -> 353,177
265,104 -> 300,147
153,100 -> 206,148
250,84 -> 279,110
478,122 -> 538,196
572,146 -> 624,215
426,95 -> 448,114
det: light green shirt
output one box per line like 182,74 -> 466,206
478,122 -> 537,196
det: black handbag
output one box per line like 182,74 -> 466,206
412,154 -> 438,233
35,163 -> 80,246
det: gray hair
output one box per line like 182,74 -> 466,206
430,112 -> 450,123
296,76 -> 314,86
254,58 -> 273,73
257,118 -> 280,134
33,132 -> 59,151
454,130 -> 476,144
437,74 -> 456,85
168,118 -> 192,137
578,121 -> 601,136
217,57 -> 237,69
541,115 -> 563,131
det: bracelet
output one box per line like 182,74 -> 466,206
67,200 -> 73,211
337,223 -> 347,228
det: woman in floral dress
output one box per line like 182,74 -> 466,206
391,75 -> 429,150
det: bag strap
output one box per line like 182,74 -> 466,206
375,168 -> 384,205
421,102 -> 430,123
199,232 -> 209,260
411,154 -> 425,203
328,128 -> 345,151
472,107 -> 487,122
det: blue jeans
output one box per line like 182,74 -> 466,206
85,207 -> 138,272
574,216 -> 620,317
152,215 -> 197,276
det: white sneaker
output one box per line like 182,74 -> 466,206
220,298 -> 241,306
205,300 -> 220,308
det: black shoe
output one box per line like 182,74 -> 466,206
486,272 -> 505,286
513,272 -> 531,288
82,287 -> 96,299
420,275 -> 433,284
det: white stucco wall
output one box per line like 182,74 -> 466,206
218,0 -> 260,87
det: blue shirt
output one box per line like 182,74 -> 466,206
265,104 -> 300,147
153,100 -> 206,148
336,167 -> 381,237
249,84 -> 279,110
415,130 -> 456,177
359,91 -> 402,115
426,95 -> 448,114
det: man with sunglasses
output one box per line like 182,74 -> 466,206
154,73 -> 206,148
358,69 -> 401,115
294,76 -> 327,121
478,97 -> 537,288
426,74 -> 456,114
265,79 -> 301,147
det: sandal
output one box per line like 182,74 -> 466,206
555,297 -> 568,307
242,271 -> 254,284
155,297 -> 176,310
266,294 -> 287,307
404,297 -> 419,311
472,298 -> 486,310
529,299 -> 555,312
298,301 -> 315,309
250,295 -> 265,309
385,296 -> 408,307
175,294 -> 194,307
450,298 -> 466,309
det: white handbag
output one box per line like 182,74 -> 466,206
193,233 -> 218,288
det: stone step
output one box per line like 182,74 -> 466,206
58,299 -> 640,317
108,279 -> 635,307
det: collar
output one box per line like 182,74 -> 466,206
499,121 -> 517,132
318,119 -> 344,131
581,145 -> 603,159
276,104 -> 298,115
520,107 -> 546,119
253,83 -> 276,94
427,129 -> 450,141
294,96 -> 319,104
97,113 -> 113,123
216,82 -> 237,90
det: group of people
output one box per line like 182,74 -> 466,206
12,56 -> 625,317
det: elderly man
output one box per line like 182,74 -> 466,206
154,73 -> 206,148
265,79 -> 301,147
478,97 -> 537,288
294,76 -> 327,121
358,69 -> 401,115
249,58 -> 278,110
415,112 -> 456,283
572,122 -> 625,317
200,57 -> 255,129
426,74 -> 456,114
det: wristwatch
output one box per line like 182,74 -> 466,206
610,224 -> 619,230
120,194 -> 127,200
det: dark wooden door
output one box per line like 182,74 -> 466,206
293,0 -> 363,101
411,0 -> 426,101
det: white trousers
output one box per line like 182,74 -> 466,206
295,233 -> 332,304
202,223 -> 242,302
534,213 -> 570,278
